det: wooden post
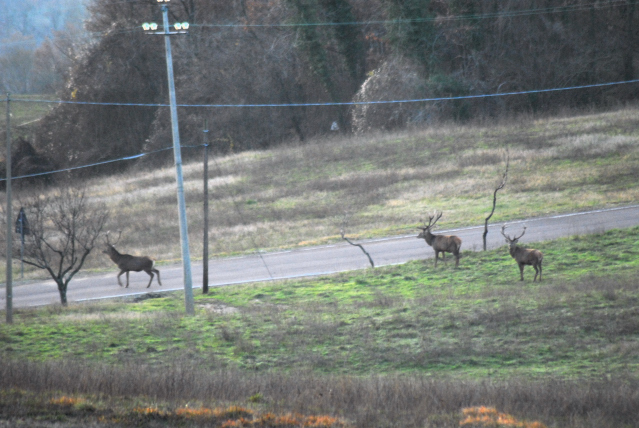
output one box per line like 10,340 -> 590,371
202,121 -> 209,294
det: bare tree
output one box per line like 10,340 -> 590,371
1,186 -> 108,305
340,213 -> 375,268
483,149 -> 509,251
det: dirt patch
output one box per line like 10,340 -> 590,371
200,303 -> 239,315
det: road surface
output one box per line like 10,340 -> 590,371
3,205 -> 639,308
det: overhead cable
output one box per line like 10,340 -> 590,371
11,78 -> 639,109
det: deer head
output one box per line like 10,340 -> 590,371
501,224 -> 526,249
417,211 -> 443,237
103,230 -> 122,254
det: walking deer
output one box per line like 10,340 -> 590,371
501,225 -> 543,282
103,232 -> 162,288
417,211 -> 462,267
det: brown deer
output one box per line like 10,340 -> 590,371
501,225 -> 543,282
103,232 -> 162,288
417,211 -> 462,267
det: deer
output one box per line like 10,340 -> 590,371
417,211 -> 462,267
103,231 -> 162,288
501,224 -> 543,282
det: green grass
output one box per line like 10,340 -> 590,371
3,227 -> 639,379
1,95 -> 55,137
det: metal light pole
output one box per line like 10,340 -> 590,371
145,4 -> 194,315
5,93 -> 12,324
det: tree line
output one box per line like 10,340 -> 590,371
20,0 -> 639,175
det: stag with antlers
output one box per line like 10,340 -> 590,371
501,225 -> 543,282
103,232 -> 162,288
417,211 -> 462,267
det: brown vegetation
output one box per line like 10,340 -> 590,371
1,359 -> 638,427
28,0 -> 639,173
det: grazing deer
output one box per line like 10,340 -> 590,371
103,232 -> 162,288
417,211 -> 462,267
501,225 -> 543,282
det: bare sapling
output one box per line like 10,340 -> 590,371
103,231 -> 162,288
483,148 -> 509,251
501,225 -> 543,281
340,213 -> 375,268
417,211 -> 462,267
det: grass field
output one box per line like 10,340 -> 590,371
5,104 -> 639,279
2,227 -> 639,427
1,105 -> 639,427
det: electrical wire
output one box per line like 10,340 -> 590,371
11,78 -> 639,109
0,146 -> 174,182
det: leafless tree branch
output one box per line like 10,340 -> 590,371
340,213 -> 375,268
483,148 -> 510,251
1,185 -> 108,305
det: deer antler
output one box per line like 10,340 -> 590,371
501,224 -> 526,241
501,224 -> 511,240
423,211 -> 443,229
105,230 -> 122,246
514,226 -> 527,240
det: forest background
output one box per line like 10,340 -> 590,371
1,0 -> 638,174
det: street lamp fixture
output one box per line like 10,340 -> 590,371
142,22 -> 159,31
142,21 -> 189,35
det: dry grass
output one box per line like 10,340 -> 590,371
5,105 -> 639,277
1,359 -> 638,428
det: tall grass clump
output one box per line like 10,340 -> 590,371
1,359 -> 638,427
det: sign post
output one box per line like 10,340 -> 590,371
15,207 -> 30,279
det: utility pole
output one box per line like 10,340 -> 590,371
202,121 -> 209,294
144,3 -> 194,315
5,94 -> 12,324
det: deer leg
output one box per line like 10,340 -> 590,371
454,252 -> 460,268
518,263 -> 525,281
433,251 -> 439,267
125,271 -> 130,288
533,263 -> 542,282
145,270 -> 154,288
117,271 -> 125,287
153,269 -> 162,286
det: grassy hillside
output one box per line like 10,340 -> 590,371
6,104 -> 638,280
1,227 -> 639,427
0,95 -> 54,139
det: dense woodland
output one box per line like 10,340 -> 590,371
8,0 -> 639,173
0,0 -> 87,94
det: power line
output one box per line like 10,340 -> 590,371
2,0 -> 623,47
5,77 -> 638,181
12,78 -> 639,109
0,146 -> 175,182
193,0 -> 626,28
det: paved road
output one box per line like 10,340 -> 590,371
3,205 -> 639,308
